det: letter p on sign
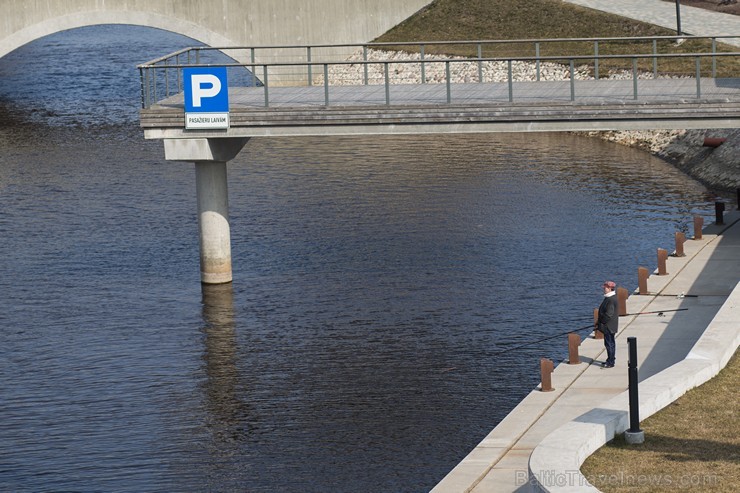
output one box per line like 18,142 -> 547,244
184,67 -> 229,113
190,74 -> 221,107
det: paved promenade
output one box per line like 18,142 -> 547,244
433,209 -> 740,492
563,0 -> 740,47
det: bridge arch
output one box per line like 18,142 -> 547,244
0,11 -> 233,60
0,0 -> 432,61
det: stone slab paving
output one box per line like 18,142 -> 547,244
433,211 -> 740,492
563,0 -> 740,47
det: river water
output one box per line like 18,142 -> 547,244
0,26 -> 728,492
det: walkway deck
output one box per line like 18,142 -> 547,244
141,78 -> 740,138
433,211 -> 740,492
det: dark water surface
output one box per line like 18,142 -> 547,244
0,26 -> 728,492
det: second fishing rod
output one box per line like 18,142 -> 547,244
489,308 -> 689,356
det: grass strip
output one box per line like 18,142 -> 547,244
373,0 -> 740,77
580,350 -> 739,492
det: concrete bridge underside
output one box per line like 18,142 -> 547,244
0,0 -> 430,61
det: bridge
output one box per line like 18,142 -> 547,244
140,37 -> 740,138
138,36 -> 740,284
0,0 -> 429,63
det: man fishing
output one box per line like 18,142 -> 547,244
597,281 -> 619,368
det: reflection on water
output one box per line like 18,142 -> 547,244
199,283 -> 258,487
202,283 -> 246,437
0,24 -> 735,493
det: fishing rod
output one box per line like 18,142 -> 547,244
490,323 -> 596,355
490,308 -> 690,355
485,316 -> 596,337
624,308 -> 689,317
439,308 -> 691,371
438,324 -> 597,371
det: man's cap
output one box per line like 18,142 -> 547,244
603,281 -> 616,289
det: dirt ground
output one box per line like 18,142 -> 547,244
661,0 -> 740,16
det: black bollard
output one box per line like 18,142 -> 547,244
625,337 -> 644,444
715,202 -> 725,225
675,0 -> 682,36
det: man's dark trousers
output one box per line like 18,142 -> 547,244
603,331 -> 616,366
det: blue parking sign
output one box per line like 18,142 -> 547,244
184,67 -> 229,113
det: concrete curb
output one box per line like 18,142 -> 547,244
527,279 -> 740,492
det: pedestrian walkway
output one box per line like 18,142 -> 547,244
563,0 -> 740,47
432,210 -> 740,492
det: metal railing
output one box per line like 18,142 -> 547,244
138,35 -> 740,109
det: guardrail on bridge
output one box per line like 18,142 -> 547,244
138,35 -> 740,109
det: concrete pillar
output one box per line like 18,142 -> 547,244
163,138 -> 248,284
196,161 -> 232,284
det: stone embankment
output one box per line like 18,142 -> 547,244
582,127 -> 740,192
324,49 -> 739,192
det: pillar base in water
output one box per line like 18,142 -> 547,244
201,271 -> 233,285
196,161 -> 232,285
163,138 -> 249,285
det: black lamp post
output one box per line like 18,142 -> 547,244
625,337 -> 645,444
675,0 -> 683,36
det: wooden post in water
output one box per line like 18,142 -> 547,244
568,333 -> 581,364
674,232 -> 686,257
617,287 -> 629,316
657,248 -> 668,275
693,216 -> 703,240
540,358 -> 554,391
638,267 -> 649,295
